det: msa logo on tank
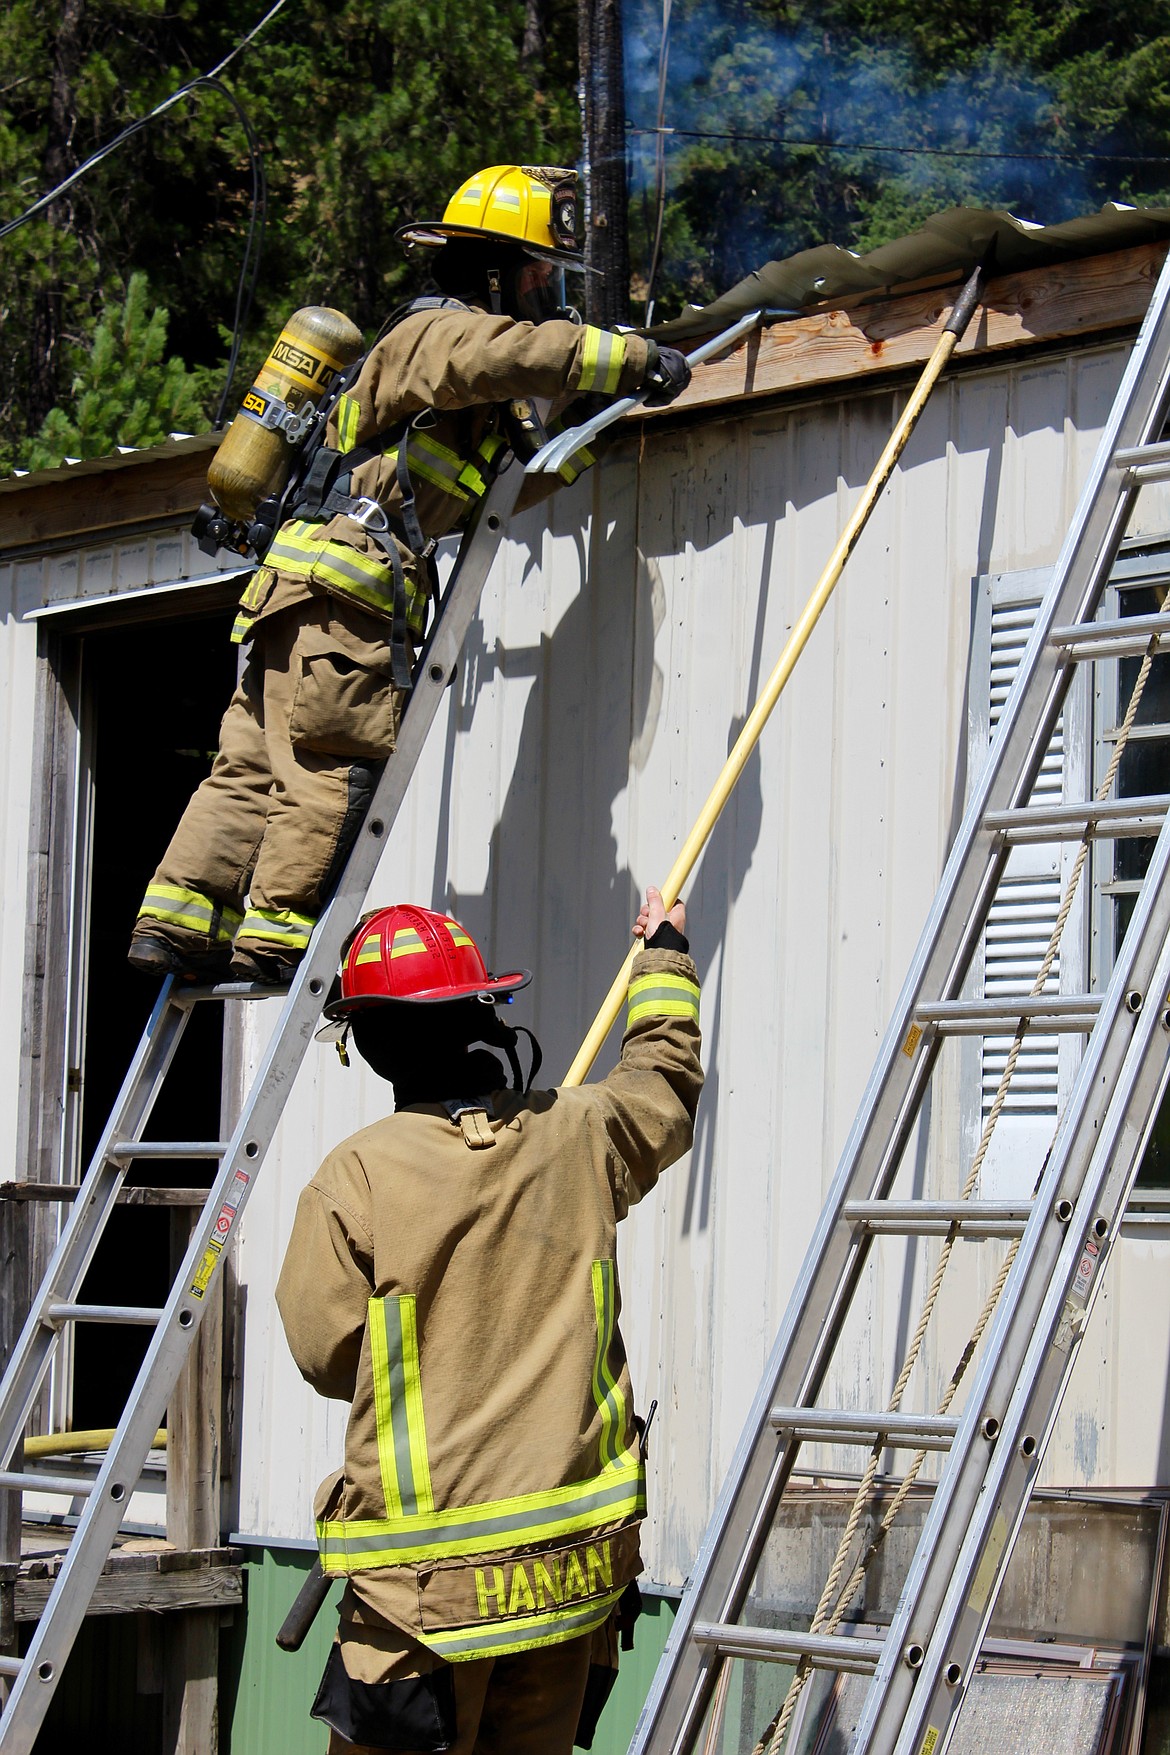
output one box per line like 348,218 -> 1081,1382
270,337 -> 335,382
474,1538 -> 613,1619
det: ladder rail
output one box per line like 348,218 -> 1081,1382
868,820 -> 1170,1753
632,245 -> 1170,1755
0,463 -> 524,1754
0,984 -> 194,1465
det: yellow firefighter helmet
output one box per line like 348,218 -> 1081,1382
397,165 -> 582,266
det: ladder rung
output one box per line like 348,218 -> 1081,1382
186,979 -> 291,1000
984,796 -> 1170,843
1115,439 -> 1170,481
0,1654 -> 22,1677
108,1141 -> 229,1160
0,1470 -> 94,1497
844,1199 -> 1032,1236
44,1303 -> 164,1327
693,1621 -> 884,1674
771,1408 -> 959,1450
1050,611 -> 1170,661
916,996 -> 1101,1034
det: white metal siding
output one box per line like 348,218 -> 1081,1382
4,339 -> 1166,1585
223,338 -> 1170,1580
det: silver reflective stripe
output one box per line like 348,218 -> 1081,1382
317,1470 -> 642,1559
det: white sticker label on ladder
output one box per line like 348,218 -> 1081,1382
1071,1234 -> 1100,1306
190,1168 -> 251,1300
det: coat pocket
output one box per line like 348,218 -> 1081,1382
288,623 -> 400,758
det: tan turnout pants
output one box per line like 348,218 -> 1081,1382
137,595 -> 403,958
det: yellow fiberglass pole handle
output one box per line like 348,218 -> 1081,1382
562,263 -> 987,1086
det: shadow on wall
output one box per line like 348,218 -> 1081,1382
414,437 -> 767,1226
409,378 -> 1014,1232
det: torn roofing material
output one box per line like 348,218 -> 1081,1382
648,202 -> 1170,342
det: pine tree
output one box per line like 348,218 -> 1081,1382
22,273 -> 211,470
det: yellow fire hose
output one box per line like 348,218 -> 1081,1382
23,1427 -> 167,1458
562,260 -> 988,1086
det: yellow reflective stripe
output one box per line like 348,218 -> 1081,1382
369,1298 -> 403,1517
626,972 -> 700,1030
369,1295 -> 434,1521
444,923 -> 474,949
267,521 -> 429,631
238,907 -> 315,949
422,1588 -> 622,1661
590,1261 -> 627,1467
138,886 -> 241,940
390,931 -> 427,958
578,327 -> 625,394
557,442 -> 595,485
317,1449 -> 644,1571
456,460 -> 488,497
388,432 -> 474,501
336,393 -> 361,454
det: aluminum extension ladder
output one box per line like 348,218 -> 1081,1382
0,464 -> 524,1753
633,246 -> 1170,1755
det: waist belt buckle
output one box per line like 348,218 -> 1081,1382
351,497 -> 390,533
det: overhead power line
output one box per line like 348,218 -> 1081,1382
0,0 -> 286,424
0,0 -> 288,242
627,124 -> 1170,167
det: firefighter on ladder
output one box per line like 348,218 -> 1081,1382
275,886 -> 702,1754
128,165 -> 692,984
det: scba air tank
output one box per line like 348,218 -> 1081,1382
207,307 -> 364,522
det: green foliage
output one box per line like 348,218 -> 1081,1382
9,0 -> 1170,456
0,0 -> 581,473
21,273 -> 211,470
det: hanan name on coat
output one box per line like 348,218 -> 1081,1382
474,1540 -> 613,1618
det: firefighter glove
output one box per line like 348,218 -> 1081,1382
641,343 -> 692,407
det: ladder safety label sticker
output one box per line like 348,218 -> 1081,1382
902,1023 -> 923,1058
968,1509 -> 1008,1614
918,1730 -> 940,1755
1053,1299 -> 1078,1354
1071,1234 -> 1100,1306
189,1170 -> 250,1300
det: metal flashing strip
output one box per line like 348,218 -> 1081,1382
23,570 -> 250,622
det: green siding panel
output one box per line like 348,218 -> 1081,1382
223,1546 -> 677,1755
222,1547 -> 337,1754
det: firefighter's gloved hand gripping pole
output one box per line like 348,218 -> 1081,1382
561,260 -> 988,1087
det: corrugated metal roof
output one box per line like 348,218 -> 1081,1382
0,430 -> 219,497
652,201 -> 1170,341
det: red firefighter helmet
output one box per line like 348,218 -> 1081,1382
324,905 -> 529,1018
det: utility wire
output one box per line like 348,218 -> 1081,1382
627,124 -> 1170,166
0,0 -> 288,241
0,0 -> 285,423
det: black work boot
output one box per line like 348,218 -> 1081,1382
127,928 -> 233,983
229,944 -> 302,987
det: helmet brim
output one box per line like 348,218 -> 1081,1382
396,221 -> 587,271
321,966 -> 531,1023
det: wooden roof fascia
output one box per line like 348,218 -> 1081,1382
1,240 -> 1165,558
633,241 -> 1169,425
0,446 -> 215,555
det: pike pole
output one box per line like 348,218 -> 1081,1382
562,260 -> 987,1086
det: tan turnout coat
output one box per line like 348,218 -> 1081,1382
276,945 -> 702,1662
237,306 -> 652,643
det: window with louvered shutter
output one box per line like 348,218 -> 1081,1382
967,567 -> 1090,1198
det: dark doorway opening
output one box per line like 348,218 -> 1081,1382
70,609 -> 238,1432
